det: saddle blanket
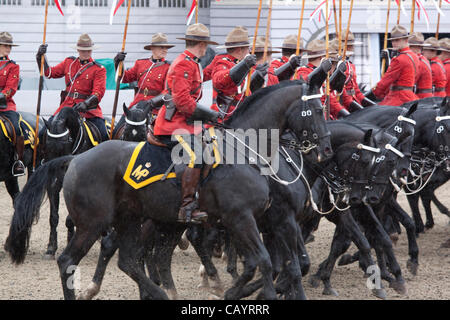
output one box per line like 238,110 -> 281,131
123,141 -> 176,189
0,115 -> 36,149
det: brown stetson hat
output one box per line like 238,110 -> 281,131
71,33 -> 100,50
276,34 -> 304,50
329,38 -> 354,59
216,26 -> 250,49
439,38 -> 450,53
408,32 -> 431,47
144,33 -> 176,50
341,30 -> 362,46
422,37 -> 441,51
0,32 -> 19,47
303,39 -> 327,59
387,25 -> 412,41
177,23 -> 218,45
251,36 -> 281,54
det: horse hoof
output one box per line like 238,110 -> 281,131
308,275 -> 321,288
406,260 -> 418,276
77,282 -> 100,300
389,280 -> 407,295
424,222 -> 434,230
372,288 -> 387,300
337,254 -> 354,266
390,233 -> 399,246
304,234 -> 315,244
322,287 -> 339,296
43,253 -> 55,260
178,232 -> 190,251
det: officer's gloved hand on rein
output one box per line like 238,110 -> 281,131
114,51 -> 127,69
0,93 -> 7,109
36,44 -> 48,58
289,55 -> 302,69
365,89 -> 377,102
188,103 -> 220,124
361,97 -> 376,107
337,108 -> 350,119
73,101 -> 88,113
254,62 -> 269,78
243,54 -> 257,68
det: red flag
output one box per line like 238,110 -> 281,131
110,0 -> 126,24
54,0 -> 64,16
186,0 -> 197,25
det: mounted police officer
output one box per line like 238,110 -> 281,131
36,34 -> 108,141
114,32 -> 175,128
295,39 -> 348,119
153,23 -> 219,224
339,31 -> 376,111
422,37 -> 447,98
366,25 -> 419,106
271,34 -> 303,81
210,26 -> 256,122
438,38 -> 450,96
0,32 -> 25,176
408,32 -> 433,99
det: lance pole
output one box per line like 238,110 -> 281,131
436,0 -> 442,39
245,0 -> 263,96
32,0 -> 50,171
109,0 -> 132,139
381,0 -> 392,76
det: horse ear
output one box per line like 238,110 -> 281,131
43,118 -> 50,129
405,102 -> 418,117
441,97 -> 450,115
363,129 -> 373,145
123,103 -> 129,116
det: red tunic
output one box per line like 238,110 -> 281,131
45,57 -> 106,118
210,54 -> 246,122
415,53 -> 433,99
340,61 -> 366,109
373,47 -> 419,106
429,57 -> 447,97
203,53 -> 228,82
270,56 -> 289,70
294,63 -> 345,119
0,56 -> 19,112
122,58 -> 170,113
443,58 -> 450,96
154,50 -> 203,136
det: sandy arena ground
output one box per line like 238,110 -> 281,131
0,177 -> 448,300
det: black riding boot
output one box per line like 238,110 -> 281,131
12,135 -> 25,176
178,167 -> 208,223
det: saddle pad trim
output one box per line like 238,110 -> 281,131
123,141 -> 176,189
83,121 -> 99,146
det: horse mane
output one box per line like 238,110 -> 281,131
225,79 -> 306,125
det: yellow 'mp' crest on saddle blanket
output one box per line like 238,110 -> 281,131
0,115 -> 37,148
123,141 -> 177,189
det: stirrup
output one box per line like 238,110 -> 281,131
12,160 -> 25,177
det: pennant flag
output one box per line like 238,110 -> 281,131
110,0 -> 126,25
310,0 -> 331,22
432,0 -> 446,16
415,0 -> 430,30
54,0 -> 64,16
186,0 -> 197,25
395,0 -> 408,17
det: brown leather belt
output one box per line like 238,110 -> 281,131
137,88 -> 161,97
66,91 -> 89,99
434,87 -> 446,92
391,86 -> 414,92
416,88 -> 433,94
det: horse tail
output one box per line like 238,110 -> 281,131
4,155 -> 75,264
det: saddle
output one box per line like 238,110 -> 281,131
83,120 -> 102,146
0,115 -> 16,144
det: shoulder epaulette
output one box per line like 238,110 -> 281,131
9,60 -> 16,65
67,56 -> 76,60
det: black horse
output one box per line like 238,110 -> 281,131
0,112 -> 43,203
5,78 -> 333,300
41,101 -> 153,259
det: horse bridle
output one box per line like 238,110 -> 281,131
46,117 -> 84,155
292,82 -> 331,153
433,110 -> 450,161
